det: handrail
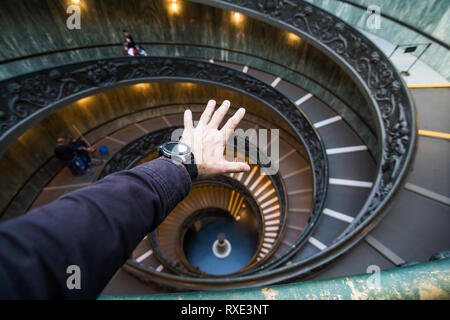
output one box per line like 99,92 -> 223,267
102,258 -> 450,300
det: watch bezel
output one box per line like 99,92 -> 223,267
159,141 -> 192,163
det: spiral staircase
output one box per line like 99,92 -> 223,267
0,0 -> 448,297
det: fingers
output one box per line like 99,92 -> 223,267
221,108 -> 246,141
198,99 -> 216,127
208,100 -> 231,129
183,109 -> 193,131
221,161 -> 251,174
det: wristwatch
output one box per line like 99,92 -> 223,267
158,141 -> 198,181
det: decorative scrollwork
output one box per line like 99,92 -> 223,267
217,0 -> 415,236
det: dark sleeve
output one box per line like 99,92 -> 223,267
0,158 -> 191,299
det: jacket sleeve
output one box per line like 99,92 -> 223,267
0,158 -> 191,299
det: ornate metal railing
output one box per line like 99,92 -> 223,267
122,1 -> 416,289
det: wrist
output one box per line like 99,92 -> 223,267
158,142 -> 198,181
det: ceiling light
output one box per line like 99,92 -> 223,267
288,32 -> 301,42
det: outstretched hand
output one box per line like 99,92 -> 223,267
180,100 -> 251,179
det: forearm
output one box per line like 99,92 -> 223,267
0,158 -> 191,299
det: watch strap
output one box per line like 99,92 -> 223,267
184,153 -> 198,181
158,143 -> 198,181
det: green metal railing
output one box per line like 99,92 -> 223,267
100,258 -> 450,300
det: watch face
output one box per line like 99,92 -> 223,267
163,142 -> 190,155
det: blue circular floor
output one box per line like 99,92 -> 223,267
184,220 -> 258,275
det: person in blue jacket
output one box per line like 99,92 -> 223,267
0,100 -> 250,299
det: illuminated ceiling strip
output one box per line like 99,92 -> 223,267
264,212 -> 280,220
289,208 -> 309,213
265,219 -> 280,226
44,182 -> 91,191
365,235 -> 405,266
404,183 -> 450,206
308,237 -> 327,250
389,57 -> 417,61
263,237 -> 276,244
234,197 -> 244,217
257,188 -> 276,202
105,136 -> 126,145
254,180 -> 272,197
243,165 -> 258,186
287,188 -> 313,195
276,148 -> 296,163
260,197 -> 278,209
249,174 -> 265,192
135,250 -> 153,263
236,170 -> 245,181
230,194 -> 240,215
286,224 -> 303,232
329,178 -> 373,188
262,243 -> 272,249
228,190 -> 235,212
323,208 -> 354,223
314,116 -> 342,128
134,122 -> 149,134
161,115 -> 171,127
271,76 -> 282,87
263,204 -> 280,215
418,129 -> 450,140
283,166 -> 310,179
326,145 -> 368,155
295,93 -> 313,106
408,83 -> 450,88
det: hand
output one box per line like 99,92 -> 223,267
180,100 -> 251,179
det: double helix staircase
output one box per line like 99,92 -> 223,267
1,0 -> 447,298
